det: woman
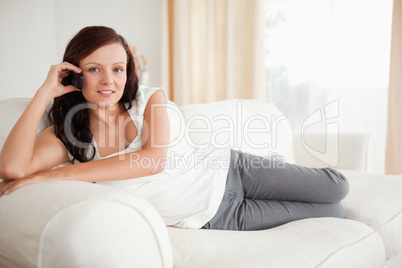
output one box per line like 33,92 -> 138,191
0,26 -> 348,231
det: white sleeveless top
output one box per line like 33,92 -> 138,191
70,86 -> 230,228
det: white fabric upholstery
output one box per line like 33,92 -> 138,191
342,170 -> 402,261
385,251 -> 402,268
293,133 -> 370,171
180,99 -> 296,163
168,218 -> 385,268
0,181 -> 173,268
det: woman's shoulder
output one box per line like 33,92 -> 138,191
137,85 -> 167,103
126,85 -> 167,115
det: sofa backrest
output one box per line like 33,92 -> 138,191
177,99 -> 295,163
0,98 -> 295,164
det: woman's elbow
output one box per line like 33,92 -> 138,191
0,163 -> 25,180
152,157 -> 166,175
155,164 -> 166,174
152,152 -> 167,175
135,149 -> 167,176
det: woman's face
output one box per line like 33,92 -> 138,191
79,43 -> 127,108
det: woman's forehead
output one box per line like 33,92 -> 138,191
81,43 -> 127,64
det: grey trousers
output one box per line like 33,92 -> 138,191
202,150 -> 349,231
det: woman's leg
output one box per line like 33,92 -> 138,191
204,150 -> 349,231
232,150 -> 349,203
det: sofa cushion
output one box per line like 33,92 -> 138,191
168,218 -> 385,268
180,99 -> 295,163
342,170 -> 402,261
293,133 -> 371,171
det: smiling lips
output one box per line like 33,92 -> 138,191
97,90 -> 114,97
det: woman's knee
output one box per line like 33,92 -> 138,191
331,202 -> 347,219
325,168 -> 350,201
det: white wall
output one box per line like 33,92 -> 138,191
0,0 -> 162,100
0,0 -> 58,100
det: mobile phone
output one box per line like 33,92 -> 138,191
66,71 -> 84,90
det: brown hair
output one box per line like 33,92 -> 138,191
50,26 -> 139,162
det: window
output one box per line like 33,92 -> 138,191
264,0 -> 393,173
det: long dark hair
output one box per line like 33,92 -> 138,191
50,26 -> 139,163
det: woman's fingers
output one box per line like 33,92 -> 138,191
53,62 -> 82,82
0,176 -> 45,197
57,62 -> 82,74
0,180 -> 16,196
40,62 -> 83,98
2,180 -> 24,195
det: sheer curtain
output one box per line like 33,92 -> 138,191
162,0 -> 266,105
264,0 -> 393,174
386,0 -> 402,175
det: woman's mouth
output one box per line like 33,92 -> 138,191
97,90 -> 114,97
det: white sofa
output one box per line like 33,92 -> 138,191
0,97 -> 401,268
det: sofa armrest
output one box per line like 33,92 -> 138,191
292,133 -> 370,171
0,181 -> 173,268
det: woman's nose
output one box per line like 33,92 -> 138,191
101,71 -> 113,85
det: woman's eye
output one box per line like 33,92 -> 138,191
114,68 -> 123,72
88,67 -> 99,72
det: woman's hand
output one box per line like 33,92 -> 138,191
39,62 -> 82,99
0,171 -> 53,197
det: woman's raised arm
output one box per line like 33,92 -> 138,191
0,63 -> 82,180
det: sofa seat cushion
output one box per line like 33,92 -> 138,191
342,170 -> 402,261
168,218 -> 385,268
